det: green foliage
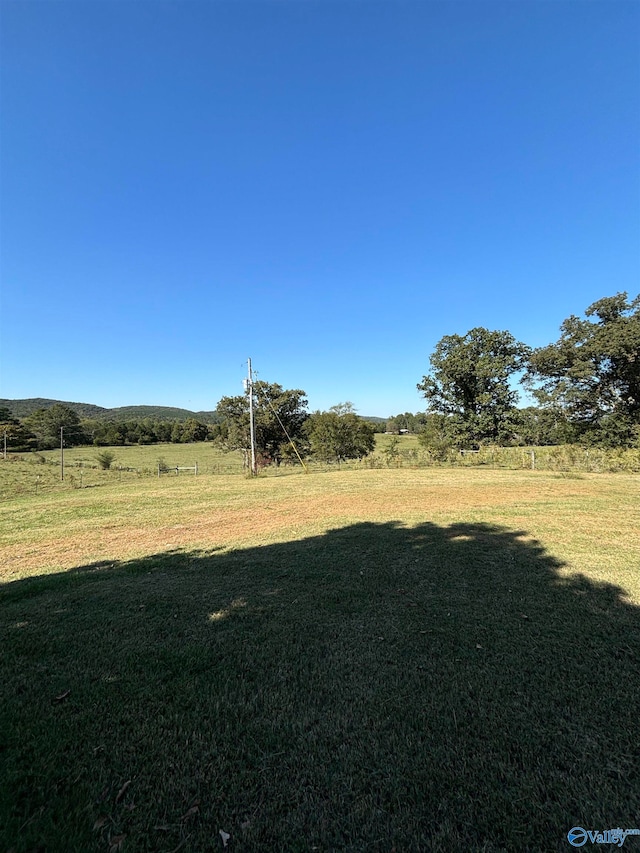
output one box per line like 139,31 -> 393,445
526,292 -> 640,446
177,418 -> 209,443
386,412 -> 428,434
217,382 -> 309,466
0,398 -> 108,419
418,328 -> 530,447
22,404 -> 85,450
0,409 -> 35,452
0,398 -> 224,423
84,417 -> 209,446
382,435 -> 401,465
511,406 -> 575,446
417,413 -> 456,461
305,405 -> 376,462
96,450 -> 116,470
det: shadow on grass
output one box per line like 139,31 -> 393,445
1,522 -> 639,852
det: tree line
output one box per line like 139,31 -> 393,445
416,292 -> 639,450
1,292 -> 637,463
0,407 -> 215,452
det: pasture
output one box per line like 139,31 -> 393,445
1,464 -> 639,851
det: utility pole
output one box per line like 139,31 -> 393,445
3,430 -> 6,460
60,426 -> 64,481
247,358 -> 257,476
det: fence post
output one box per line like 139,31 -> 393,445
531,450 -> 535,470
195,462 -> 198,476
157,464 -> 160,478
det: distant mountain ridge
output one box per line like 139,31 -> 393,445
2,398 -> 388,424
0,398 -> 221,423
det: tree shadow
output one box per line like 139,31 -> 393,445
1,522 -> 639,852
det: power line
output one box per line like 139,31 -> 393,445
251,367 -> 309,473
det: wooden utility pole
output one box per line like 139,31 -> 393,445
60,427 -> 64,481
247,358 -> 257,476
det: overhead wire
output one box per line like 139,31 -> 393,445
251,370 -> 309,473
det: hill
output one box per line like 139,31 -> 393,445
0,398 -> 222,423
108,405 -> 222,422
0,398 -> 109,419
2,399 -> 384,425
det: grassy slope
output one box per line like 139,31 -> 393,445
1,469 -> 639,852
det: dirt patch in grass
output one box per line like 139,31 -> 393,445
0,474 -> 602,578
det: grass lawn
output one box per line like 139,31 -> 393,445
1,467 -> 639,851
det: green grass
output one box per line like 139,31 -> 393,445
3,435 -> 639,503
1,468 -> 640,851
0,443 -> 244,501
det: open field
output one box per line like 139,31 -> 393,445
1,467 -> 640,851
3,435 -> 640,504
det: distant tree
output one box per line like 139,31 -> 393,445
386,412 -> 427,434
0,409 -> 35,452
304,405 -> 376,463
23,404 -> 85,449
86,419 -> 128,446
418,328 -> 530,447
179,418 -> 209,443
526,293 -> 640,446
386,416 -> 400,434
217,382 -> 309,466
154,421 -> 173,443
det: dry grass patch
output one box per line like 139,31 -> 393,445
2,469 -> 639,591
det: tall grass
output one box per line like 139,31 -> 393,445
372,435 -> 640,473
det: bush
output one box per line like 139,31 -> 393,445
96,450 -> 116,470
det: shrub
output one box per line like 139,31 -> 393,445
96,450 -> 116,470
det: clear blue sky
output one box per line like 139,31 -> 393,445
1,0 -> 638,416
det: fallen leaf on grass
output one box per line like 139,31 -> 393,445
115,780 -> 131,803
219,829 -> 230,847
52,689 -> 70,704
92,814 -> 109,831
475,644 -> 483,649
181,801 -> 200,821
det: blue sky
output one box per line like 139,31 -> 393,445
1,0 -> 638,416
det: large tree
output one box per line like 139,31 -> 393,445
22,404 -> 85,449
0,408 -> 35,452
216,382 -> 309,466
417,328 -> 530,447
526,293 -> 640,446
304,403 -> 376,463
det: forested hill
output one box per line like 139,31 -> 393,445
0,398 -> 222,423
0,398 -> 109,419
